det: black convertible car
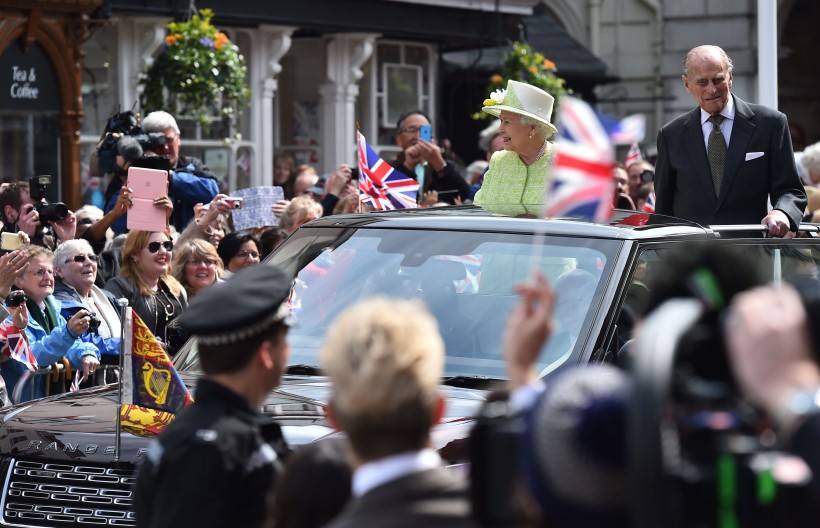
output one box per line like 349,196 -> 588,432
2,206 -> 820,526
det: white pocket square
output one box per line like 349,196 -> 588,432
745,152 -> 765,161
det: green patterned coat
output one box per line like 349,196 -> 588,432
473,144 -> 556,216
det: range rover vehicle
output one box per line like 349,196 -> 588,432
2,206 -> 820,527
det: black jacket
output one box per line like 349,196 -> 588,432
134,379 -> 287,528
391,153 -> 471,205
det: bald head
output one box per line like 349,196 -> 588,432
683,45 -> 733,77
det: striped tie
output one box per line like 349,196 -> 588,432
707,114 -> 726,196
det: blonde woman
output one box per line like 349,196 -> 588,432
171,239 -> 223,299
104,230 -> 187,348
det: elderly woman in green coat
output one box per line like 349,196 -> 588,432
473,79 -> 557,216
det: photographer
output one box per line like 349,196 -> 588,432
2,177 -> 78,251
141,111 -> 219,232
52,240 -> 122,363
625,159 -> 654,205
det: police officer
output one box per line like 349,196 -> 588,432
134,265 -> 292,528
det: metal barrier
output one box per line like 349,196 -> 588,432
9,362 -> 120,406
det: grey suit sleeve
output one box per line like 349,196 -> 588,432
653,128 -> 675,217
768,112 -> 807,230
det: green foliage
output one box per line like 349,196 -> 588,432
473,41 -> 568,121
139,9 -> 250,126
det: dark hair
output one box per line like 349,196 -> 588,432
216,231 -> 261,268
267,439 -> 352,528
258,226 -> 284,261
0,183 -> 26,222
198,323 -> 287,374
395,109 -> 431,132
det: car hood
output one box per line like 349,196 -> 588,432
0,375 -> 486,464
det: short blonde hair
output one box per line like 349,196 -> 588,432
279,195 -> 323,234
320,298 -> 444,460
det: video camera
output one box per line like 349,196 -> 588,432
93,110 -> 168,176
28,175 -> 69,225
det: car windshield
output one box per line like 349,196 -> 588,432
176,227 -> 621,380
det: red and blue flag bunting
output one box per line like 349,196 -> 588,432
544,96 -> 616,221
358,131 -> 419,210
642,191 -> 656,213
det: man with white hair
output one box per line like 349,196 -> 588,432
141,111 -> 219,232
320,298 -> 476,528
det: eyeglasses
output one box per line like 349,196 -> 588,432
235,250 -> 260,260
28,268 -> 55,277
147,241 -> 174,253
187,259 -> 216,267
72,254 -> 99,264
400,126 -> 422,135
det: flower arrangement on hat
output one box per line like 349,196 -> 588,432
139,9 -> 250,126
473,41 -> 567,123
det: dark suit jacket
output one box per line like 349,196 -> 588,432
655,95 -> 806,230
325,467 -> 477,528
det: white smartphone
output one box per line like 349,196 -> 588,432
0,232 -> 22,251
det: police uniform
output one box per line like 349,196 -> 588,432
133,265 -> 293,528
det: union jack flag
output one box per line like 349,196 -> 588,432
544,97 -> 615,221
0,322 -> 38,372
69,369 -> 81,392
624,142 -> 643,168
642,191 -> 656,213
358,131 -> 419,210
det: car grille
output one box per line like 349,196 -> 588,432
1,459 -> 136,526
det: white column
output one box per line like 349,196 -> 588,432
116,17 -> 168,114
250,25 -> 295,186
757,0 -> 778,110
319,33 -> 379,173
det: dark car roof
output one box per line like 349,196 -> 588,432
306,205 -> 713,240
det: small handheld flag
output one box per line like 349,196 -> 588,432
358,131 -> 419,210
0,322 -> 38,372
624,142 -> 643,168
544,96 -> 616,221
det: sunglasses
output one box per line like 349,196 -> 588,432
147,241 -> 174,253
72,254 -> 99,263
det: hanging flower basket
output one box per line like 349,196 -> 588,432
139,9 -> 250,125
473,41 -> 568,122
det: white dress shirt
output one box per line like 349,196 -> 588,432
352,448 -> 442,497
699,94 -> 735,150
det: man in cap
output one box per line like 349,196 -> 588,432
134,264 -> 292,528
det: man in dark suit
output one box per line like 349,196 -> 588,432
320,298 -> 476,528
655,45 -> 806,237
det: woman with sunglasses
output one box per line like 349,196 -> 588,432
216,232 -> 261,279
52,239 -> 122,360
104,230 -> 187,351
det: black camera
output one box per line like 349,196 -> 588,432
6,290 -> 26,308
640,169 -> 654,183
131,132 -> 167,152
88,312 -> 101,331
28,175 -> 69,225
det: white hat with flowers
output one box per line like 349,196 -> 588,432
481,79 -> 557,135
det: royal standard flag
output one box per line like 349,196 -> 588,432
122,309 -> 193,415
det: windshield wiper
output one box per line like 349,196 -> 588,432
441,375 -> 501,389
286,364 -> 323,376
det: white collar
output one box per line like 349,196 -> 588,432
352,448 -> 442,497
700,93 -> 735,124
